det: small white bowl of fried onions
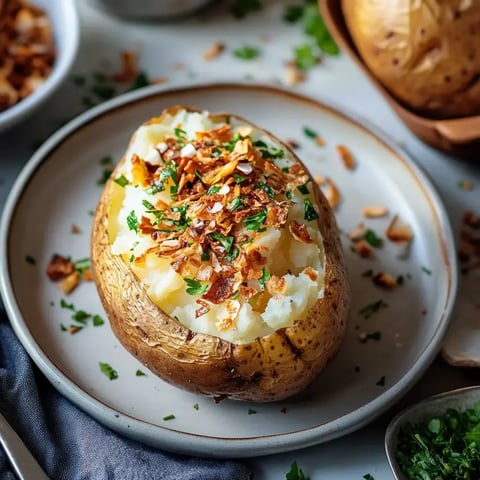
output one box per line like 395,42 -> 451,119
0,0 -> 79,132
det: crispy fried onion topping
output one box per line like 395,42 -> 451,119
122,122 -> 319,326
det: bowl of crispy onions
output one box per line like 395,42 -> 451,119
0,0 -> 79,132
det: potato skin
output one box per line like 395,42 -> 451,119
91,111 -> 350,402
342,0 -> 480,119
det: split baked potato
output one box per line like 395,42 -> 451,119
342,0 -> 480,119
91,107 -> 350,402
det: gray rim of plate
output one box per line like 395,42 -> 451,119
0,81 -> 459,458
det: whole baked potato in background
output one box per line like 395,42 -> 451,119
91,107 -> 350,403
341,0 -> 480,119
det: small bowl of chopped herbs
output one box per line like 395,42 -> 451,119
385,386 -> 480,480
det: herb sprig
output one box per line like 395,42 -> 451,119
396,401 -> 480,480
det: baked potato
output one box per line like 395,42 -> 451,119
341,0 -> 480,119
91,107 -> 350,402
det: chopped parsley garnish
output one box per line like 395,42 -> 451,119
25,255 -> 36,265
233,45 -> 260,60
302,2 -> 340,55
364,229 -> 383,248
60,299 -> 75,310
145,181 -> 165,195
91,84 -> 115,101
358,299 -> 388,319
303,198 -> 318,221
114,175 -> 129,187
97,168 -> 113,186
174,127 -> 187,147
303,126 -> 318,138
244,210 -> 267,231
255,182 -> 275,198
210,232 -> 234,253
163,414 -> 175,421
99,362 -> 118,380
422,266 -> 432,275
201,250 -> 210,262
285,461 -> 310,480
193,403 -> 199,410
294,43 -> 317,70
252,140 -> 284,159
297,182 -> 310,195
363,475 -> 375,480
72,310 -> 91,324
100,155 -> 113,165
396,401 -> 480,480
74,257 -> 90,274
233,173 -> 246,183
184,278 -> 209,296
286,190 -> 293,200
258,267 -> 271,291
92,315 -> 105,327
231,291 -> 240,300
225,247 -> 240,263
248,408 -> 257,415
224,132 -> 242,152
135,369 -> 146,377
129,71 -> 150,91
126,210 -> 139,233
230,0 -> 262,19
283,4 -> 304,22
229,197 -> 244,211
207,185 -> 221,195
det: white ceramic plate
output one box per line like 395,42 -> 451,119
0,83 -> 457,458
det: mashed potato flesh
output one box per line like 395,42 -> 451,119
110,109 -> 325,344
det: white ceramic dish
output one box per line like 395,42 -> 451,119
385,385 -> 480,480
0,83 -> 457,458
0,0 -> 79,132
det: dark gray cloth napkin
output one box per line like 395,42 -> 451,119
0,310 -> 253,480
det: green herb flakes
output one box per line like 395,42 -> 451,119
255,183 -> 275,198
60,299 -> 75,310
303,126 -> 318,139
97,169 -> 113,186
283,5 -> 304,23
303,199 -> 319,221
358,299 -> 388,319
72,310 -> 91,324
99,362 -> 118,381
163,414 -> 175,421
129,71 -> 150,91
244,210 -> 267,231
229,197 -> 244,211
135,369 -> 146,377
363,475 -> 375,480
421,266 -> 432,275
193,403 -> 199,410
294,43 -> 317,70
233,46 -> 260,60
207,185 -> 221,195
210,232 -> 234,253
396,401 -> 480,480
114,175 -> 129,187
364,229 -> 383,248
92,315 -> 105,327
259,268 -> 271,291
25,255 -> 36,265
126,210 -> 139,233
174,127 -> 187,147
248,408 -> 257,415
297,183 -> 310,195
285,461 -> 310,480
230,0 -> 262,19
302,2 -> 339,55
184,278 -> 209,296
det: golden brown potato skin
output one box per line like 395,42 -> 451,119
91,112 -> 350,402
342,0 -> 480,119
